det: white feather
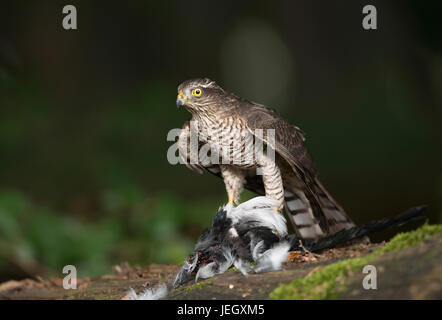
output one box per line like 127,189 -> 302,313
195,247 -> 233,282
128,283 -> 168,300
224,196 -> 287,236
222,202 -> 234,211
195,262 -> 218,282
233,258 -> 252,276
254,242 -> 290,273
187,254 -> 199,272
173,254 -> 199,286
251,240 -> 265,261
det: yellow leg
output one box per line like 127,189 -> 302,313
272,207 -> 281,237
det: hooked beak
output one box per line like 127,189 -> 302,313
176,90 -> 186,108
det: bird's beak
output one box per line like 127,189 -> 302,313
176,90 -> 186,108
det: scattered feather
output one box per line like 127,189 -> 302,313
127,283 -> 168,300
254,242 -> 290,273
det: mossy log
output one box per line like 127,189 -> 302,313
1,225 -> 441,300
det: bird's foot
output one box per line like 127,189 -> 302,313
228,197 -> 241,206
298,240 -> 321,263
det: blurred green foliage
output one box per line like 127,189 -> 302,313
0,187 -> 223,278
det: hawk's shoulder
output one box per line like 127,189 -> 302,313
234,101 -> 317,177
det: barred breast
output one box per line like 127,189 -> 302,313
197,115 -> 257,168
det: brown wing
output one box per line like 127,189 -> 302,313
235,102 -> 355,238
235,102 -> 317,179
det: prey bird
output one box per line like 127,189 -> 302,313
173,197 -> 426,287
128,198 -> 426,297
176,78 -> 354,241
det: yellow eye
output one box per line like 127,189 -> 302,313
192,88 -> 202,97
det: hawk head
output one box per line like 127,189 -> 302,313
176,78 -> 225,112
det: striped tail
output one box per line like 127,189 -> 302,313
283,178 -> 355,241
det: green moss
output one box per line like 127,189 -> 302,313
184,280 -> 214,292
378,223 -> 442,253
270,255 -> 373,300
269,223 -> 442,300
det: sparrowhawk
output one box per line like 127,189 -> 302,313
176,78 -> 355,240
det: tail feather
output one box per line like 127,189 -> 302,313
283,178 -> 355,241
306,205 -> 427,252
312,178 -> 355,234
283,188 -> 325,240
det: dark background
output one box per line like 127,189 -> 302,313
0,0 -> 441,281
